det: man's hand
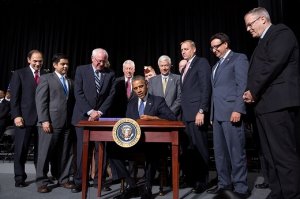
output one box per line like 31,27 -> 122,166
230,112 -> 241,123
42,121 -> 52,133
14,117 -> 24,127
88,110 -> 100,121
195,112 -> 204,126
243,90 -> 255,103
140,115 -> 159,120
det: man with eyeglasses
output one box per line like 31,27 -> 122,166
208,32 -> 250,198
71,48 -> 116,193
243,7 -> 300,199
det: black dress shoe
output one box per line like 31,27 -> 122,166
255,182 -> 269,189
233,191 -> 251,199
192,182 -> 207,194
71,184 -> 82,193
92,183 -> 112,191
114,186 -> 139,199
207,184 -> 232,194
15,181 -> 28,187
140,186 -> 152,199
207,186 -> 225,194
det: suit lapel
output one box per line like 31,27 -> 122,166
144,95 -> 153,114
214,52 -> 233,83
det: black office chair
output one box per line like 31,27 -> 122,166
0,126 -> 15,162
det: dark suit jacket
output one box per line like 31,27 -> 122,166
248,24 -> 300,114
10,67 -> 46,126
72,64 -> 115,125
148,73 -> 181,117
211,51 -> 249,121
180,56 -> 212,122
35,72 -> 75,128
0,99 -> 10,126
126,94 -> 176,121
109,76 -> 133,117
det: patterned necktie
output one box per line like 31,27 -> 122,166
162,77 -> 168,95
182,61 -> 190,82
60,76 -> 68,94
139,99 -> 145,116
95,71 -> 101,94
34,70 -> 40,84
126,77 -> 131,99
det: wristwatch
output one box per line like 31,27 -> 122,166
198,109 -> 204,114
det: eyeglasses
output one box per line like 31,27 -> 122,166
246,17 -> 261,28
210,42 -> 224,51
93,57 -> 105,64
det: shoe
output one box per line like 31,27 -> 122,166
61,181 -> 76,189
233,191 -> 251,199
192,182 -> 207,194
255,182 -> 269,189
140,186 -> 152,199
102,186 -> 112,191
115,186 -> 139,199
71,184 -> 82,193
92,183 -> 112,191
15,181 -> 28,188
37,185 -> 51,193
206,186 -> 226,194
207,185 -> 232,194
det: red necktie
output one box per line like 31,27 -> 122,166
126,77 -> 131,99
34,70 -> 40,84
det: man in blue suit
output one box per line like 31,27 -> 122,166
10,49 -> 46,187
179,40 -> 212,193
209,33 -> 249,198
243,7 -> 300,199
71,48 -> 116,193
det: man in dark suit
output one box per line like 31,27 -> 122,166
113,75 -> 176,199
10,49 -> 45,187
128,75 -> 176,198
110,59 -> 135,118
35,53 -> 75,193
71,48 -> 116,193
243,7 -> 300,199
0,89 -> 10,139
180,40 -> 212,193
209,33 -> 250,198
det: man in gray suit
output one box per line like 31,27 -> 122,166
35,53 -> 75,193
148,55 -> 181,118
209,33 -> 249,198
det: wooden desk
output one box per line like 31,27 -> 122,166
77,119 -> 185,199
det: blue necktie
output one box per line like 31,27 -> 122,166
139,100 -> 145,116
213,58 -> 224,79
60,76 -> 68,94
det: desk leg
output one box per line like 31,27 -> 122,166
97,142 -> 104,197
82,129 -> 90,199
172,144 -> 179,199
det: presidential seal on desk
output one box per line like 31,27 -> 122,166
112,118 -> 141,148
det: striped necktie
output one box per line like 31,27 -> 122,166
95,71 -> 101,94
